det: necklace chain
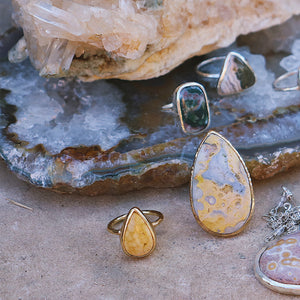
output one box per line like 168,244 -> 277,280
263,187 -> 300,242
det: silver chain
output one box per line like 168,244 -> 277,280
263,186 -> 300,242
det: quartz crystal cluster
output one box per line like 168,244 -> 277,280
10,0 -> 300,80
11,0 -> 161,77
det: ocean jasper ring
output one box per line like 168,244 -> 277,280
162,82 -> 210,135
273,67 -> 300,91
196,51 -> 256,96
107,207 -> 163,258
190,131 -> 254,237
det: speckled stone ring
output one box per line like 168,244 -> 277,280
196,51 -> 256,96
107,207 -> 163,258
162,82 -> 210,135
190,130 -> 254,237
273,67 -> 300,91
255,187 -> 300,295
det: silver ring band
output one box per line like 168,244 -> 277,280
273,68 -> 300,91
161,102 -> 175,113
196,56 -> 226,78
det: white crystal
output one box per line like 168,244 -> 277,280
11,0 -> 160,75
0,61 -> 131,154
10,0 -> 300,80
8,37 -> 28,63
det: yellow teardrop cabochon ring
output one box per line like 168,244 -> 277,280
107,207 -> 164,258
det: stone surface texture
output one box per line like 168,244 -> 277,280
2,159 -> 300,299
259,232 -> 300,285
10,0 -> 300,80
217,52 -> 256,95
191,132 -> 253,235
2,41 -> 300,194
122,208 -> 155,257
2,6 -> 300,195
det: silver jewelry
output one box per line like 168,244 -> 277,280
196,51 -> 256,96
255,187 -> 300,295
262,186 -> 300,242
273,67 -> 300,92
162,82 -> 210,135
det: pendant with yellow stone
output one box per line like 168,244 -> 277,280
190,131 -> 254,236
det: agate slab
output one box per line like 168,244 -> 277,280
0,16 -> 300,195
121,208 -> 156,258
255,232 -> 300,295
190,131 -> 254,236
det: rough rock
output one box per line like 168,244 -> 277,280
10,0 -> 300,80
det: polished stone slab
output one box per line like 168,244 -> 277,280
1,10 -> 300,194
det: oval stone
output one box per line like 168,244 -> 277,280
174,82 -> 210,135
121,207 -> 156,258
190,131 -> 254,236
255,232 -> 300,294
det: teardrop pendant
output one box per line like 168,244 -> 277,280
255,232 -> 300,295
255,187 -> 300,295
121,207 -> 156,258
190,131 -> 254,236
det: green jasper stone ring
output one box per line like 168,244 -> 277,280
162,82 -> 210,135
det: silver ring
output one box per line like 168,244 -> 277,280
273,68 -> 300,91
196,56 -> 226,79
162,82 -> 210,135
196,51 -> 256,96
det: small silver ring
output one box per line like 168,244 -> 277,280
161,102 -> 176,113
196,51 -> 256,96
196,56 -> 226,78
161,82 -> 210,135
273,68 -> 300,91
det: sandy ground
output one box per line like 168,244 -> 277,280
1,158 -> 300,299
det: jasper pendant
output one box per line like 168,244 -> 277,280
121,207 -> 156,258
255,232 -> 300,295
190,131 -> 254,236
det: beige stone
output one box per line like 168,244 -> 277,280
10,0 -> 300,80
